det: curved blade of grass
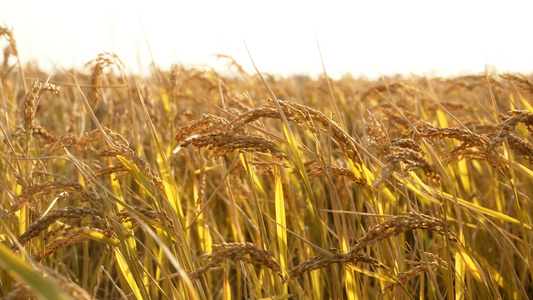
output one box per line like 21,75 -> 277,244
344,264 -> 396,284
107,171 -> 138,253
135,82 -> 184,227
114,247 -> 144,299
63,68 -> 115,146
274,166 -> 288,292
406,172 -> 530,228
239,154 -> 265,195
0,242 -> 72,300
454,237 -> 467,298
244,42 -> 327,249
159,87 -> 172,121
117,155 -> 158,199
316,36 -> 345,132
192,161 -> 212,255
452,242 -> 485,284
135,81 -> 201,295
139,219 -> 200,298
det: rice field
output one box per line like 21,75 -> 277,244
1,26 -> 533,299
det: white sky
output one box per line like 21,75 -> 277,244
2,0 -> 533,79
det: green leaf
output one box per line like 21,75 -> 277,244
0,243 -> 73,300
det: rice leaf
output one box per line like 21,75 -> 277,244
0,243 -> 72,300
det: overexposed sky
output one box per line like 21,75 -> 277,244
2,0 -> 533,79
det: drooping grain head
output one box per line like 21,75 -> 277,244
85,52 -> 125,108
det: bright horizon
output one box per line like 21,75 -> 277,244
3,0 -> 533,79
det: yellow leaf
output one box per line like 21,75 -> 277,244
114,248 -> 143,299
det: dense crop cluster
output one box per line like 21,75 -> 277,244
1,27 -> 533,299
